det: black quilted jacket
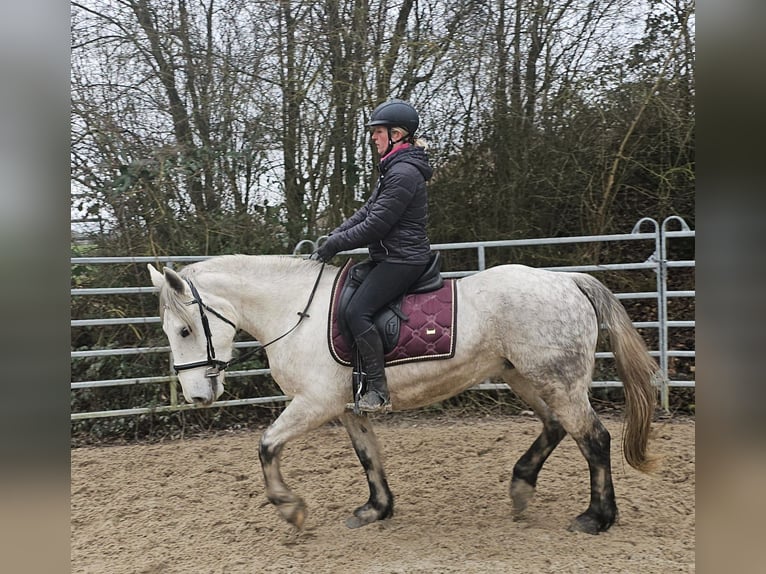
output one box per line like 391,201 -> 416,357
327,145 -> 433,265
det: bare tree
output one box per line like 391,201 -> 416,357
71,0 -> 284,253
71,0 -> 694,254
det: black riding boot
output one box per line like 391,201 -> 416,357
355,325 -> 390,412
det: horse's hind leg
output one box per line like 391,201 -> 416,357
504,376 -> 567,518
540,382 -> 617,534
511,420 -> 567,516
567,412 -> 617,534
339,411 -> 394,529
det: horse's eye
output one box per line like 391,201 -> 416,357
180,327 -> 191,338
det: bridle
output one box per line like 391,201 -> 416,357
172,278 -> 237,378
171,263 -> 326,380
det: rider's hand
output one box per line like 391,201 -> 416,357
311,236 -> 339,262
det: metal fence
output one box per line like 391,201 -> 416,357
70,216 -> 694,420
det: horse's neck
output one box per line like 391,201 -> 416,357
221,258 -> 322,341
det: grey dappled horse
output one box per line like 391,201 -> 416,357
148,255 -> 659,534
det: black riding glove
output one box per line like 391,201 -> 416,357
312,236 -> 340,262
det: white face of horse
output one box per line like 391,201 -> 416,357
149,264 -> 236,406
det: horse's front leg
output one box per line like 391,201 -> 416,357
258,398 -> 328,529
339,411 -> 394,528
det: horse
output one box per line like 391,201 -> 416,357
148,254 -> 659,535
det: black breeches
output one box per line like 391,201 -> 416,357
343,261 -> 428,340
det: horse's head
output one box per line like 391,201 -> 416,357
148,264 -> 237,406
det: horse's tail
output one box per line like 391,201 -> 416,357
572,273 -> 660,473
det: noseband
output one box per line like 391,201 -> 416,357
172,279 -> 237,378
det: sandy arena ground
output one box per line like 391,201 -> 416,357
71,414 -> 695,573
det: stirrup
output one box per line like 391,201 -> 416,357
347,401 -> 392,414
357,391 -> 391,413
345,393 -> 391,414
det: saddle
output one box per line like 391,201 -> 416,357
328,252 -> 457,367
337,252 -> 443,352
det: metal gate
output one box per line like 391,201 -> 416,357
71,217 -> 694,420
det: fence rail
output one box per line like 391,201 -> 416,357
71,217 -> 695,420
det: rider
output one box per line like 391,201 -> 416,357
312,99 -> 433,412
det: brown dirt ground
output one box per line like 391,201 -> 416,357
71,413 -> 695,573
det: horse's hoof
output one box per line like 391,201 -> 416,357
510,478 -> 535,514
292,507 -> 306,530
345,514 -> 376,529
344,502 -> 389,528
279,501 -> 307,530
568,511 -> 610,535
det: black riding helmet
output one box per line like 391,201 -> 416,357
367,99 -> 420,155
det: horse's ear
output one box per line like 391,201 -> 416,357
162,267 -> 187,295
148,264 -> 187,296
148,264 -> 165,289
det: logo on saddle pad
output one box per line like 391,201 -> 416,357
328,257 -> 457,366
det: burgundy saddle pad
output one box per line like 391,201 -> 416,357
327,259 -> 457,367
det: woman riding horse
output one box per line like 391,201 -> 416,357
312,99 -> 433,412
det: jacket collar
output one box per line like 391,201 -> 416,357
380,142 -> 411,162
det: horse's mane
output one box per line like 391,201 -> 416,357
159,255 -> 326,326
182,254 -> 321,278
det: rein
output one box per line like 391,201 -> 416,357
172,262 -> 326,376
258,261 -> 326,350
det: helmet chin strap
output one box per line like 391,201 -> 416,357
384,127 -> 408,156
